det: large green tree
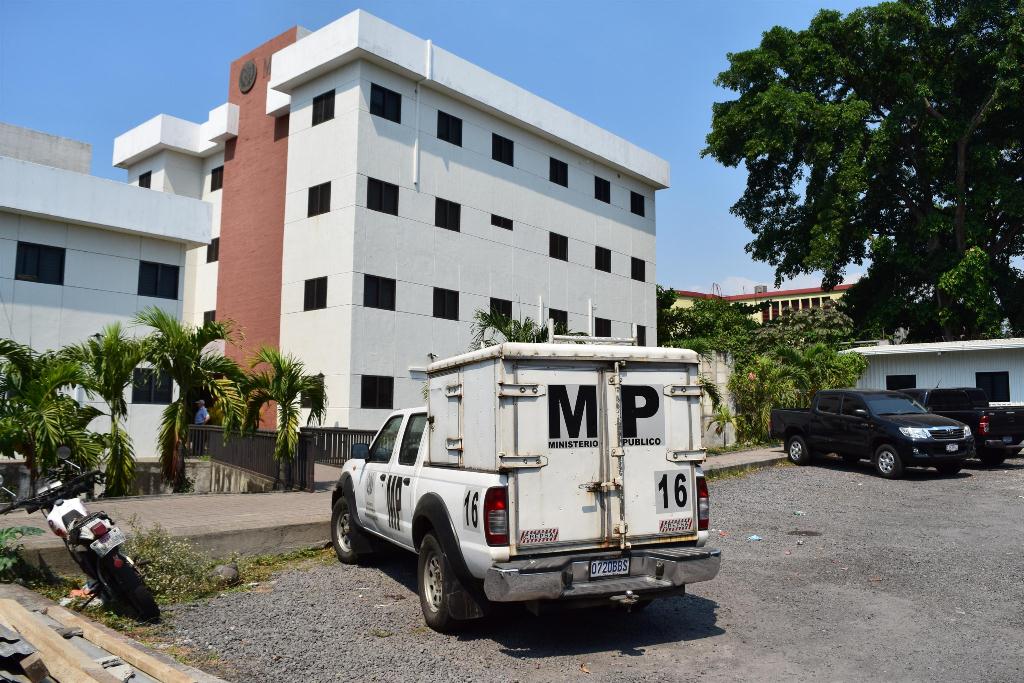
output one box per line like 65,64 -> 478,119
660,294 -> 763,362
704,0 -> 1024,341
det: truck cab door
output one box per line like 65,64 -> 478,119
379,412 -> 428,549
838,395 -> 871,454
357,414 -> 404,534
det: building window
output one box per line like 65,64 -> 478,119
435,198 -> 461,232
206,237 -> 219,263
433,287 -> 459,321
367,178 -> 399,215
631,257 -> 645,282
490,214 -> 513,230
595,176 -> 611,203
636,325 -> 647,346
761,306 -> 770,323
138,171 -> 151,189
549,232 -> 568,261
630,191 -> 645,217
132,368 -> 172,405
492,133 -> 514,166
312,89 -> 335,126
138,261 -> 179,299
203,310 -> 216,324
370,83 -> 401,123
307,182 -> 331,217
364,274 -> 396,311
361,375 -> 394,410
437,110 -> 462,146
15,242 -> 65,285
771,301 -> 780,319
210,165 -> 224,192
304,277 -> 328,311
885,374 -> 917,391
301,373 -> 324,409
490,297 -> 512,318
548,308 -> 568,328
595,246 -> 612,273
549,157 -> 568,187
595,317 -> 611,337
976,371 -> 1010,402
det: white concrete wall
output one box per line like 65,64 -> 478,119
183,152 -> 224,325
856,349 -> 1024,403
279,59 -> 659,429
0,122 -> 92,173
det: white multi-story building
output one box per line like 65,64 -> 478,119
0,122 -> 213,452
114,10 -> 669,429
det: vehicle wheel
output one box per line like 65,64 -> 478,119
936,464 -> 962,476
417,533 -> 462,633
978,450 -> 1006,467
786,435 -> 814,466
331,497 -> 364,564
841,453 -> 861,465
101,554 -> 160,623
873,444 -> 904,479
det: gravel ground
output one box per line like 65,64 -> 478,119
166,458 -> 1024,682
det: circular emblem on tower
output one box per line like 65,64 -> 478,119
238,59 -> 257,94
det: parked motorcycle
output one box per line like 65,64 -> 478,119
0,448 -> 159,623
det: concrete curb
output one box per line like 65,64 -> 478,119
704,451 -> 789,478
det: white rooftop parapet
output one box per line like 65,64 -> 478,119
267,10 -> 670,189
112,103 -> 239,168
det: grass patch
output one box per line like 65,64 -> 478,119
706,459 -> 792,482
707,441 -> 780,456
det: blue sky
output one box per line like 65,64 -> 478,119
0,0 -> 871,294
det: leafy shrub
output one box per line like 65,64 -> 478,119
0,526 -> 43,579
122,518 -> 217,603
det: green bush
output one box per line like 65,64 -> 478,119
122,519 -> 217,603
0,526 -> 43,580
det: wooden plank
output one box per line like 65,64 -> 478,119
17,652 -> 50,683
0,599 -> 118,683
46,606 -> 195,683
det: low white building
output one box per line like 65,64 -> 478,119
0,122 -> 213,453
846,338 -> 1024,404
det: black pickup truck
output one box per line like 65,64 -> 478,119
901,388 -> 1023,466
770,389 -> 974,479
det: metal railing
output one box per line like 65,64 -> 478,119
301,427 -> 375,467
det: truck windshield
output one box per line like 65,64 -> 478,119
864,395 -> 927,415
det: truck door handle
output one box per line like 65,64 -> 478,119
379,474 -> 386,481
403,478 -> 410,485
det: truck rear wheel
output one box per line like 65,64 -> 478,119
786,435 -> 813,465
873,444 -> 904,479
417,533 -> 462,633
331,497 -> 363,564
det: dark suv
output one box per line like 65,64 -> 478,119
771,389 -> 975,478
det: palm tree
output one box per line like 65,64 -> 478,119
0,340 -> 104,482
134,307 -> 244,489
241,347 -> 326,486
64,324 -> 147,497
470,310 -> 574,349
709,404 -> 736,448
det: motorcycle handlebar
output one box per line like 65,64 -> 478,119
0,470 -> 105,515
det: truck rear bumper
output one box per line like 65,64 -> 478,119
483,546 -> 721,603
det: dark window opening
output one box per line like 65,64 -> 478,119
206,237 -> 219,263
595,317 -> 611,337
132,368 -> 172,404
364,274 -> 396,311
492,133 -> 514,166
490,297 -> 512,318
312,89 -> 335,126
138,261 -> 179,299
631,257 -> 645,282
304,277 -> 328,311
630,191 -> 645,217
436,110 -> 463,146
203,310 -> 216,324
885,375 -> 917,391
976,371 -> 1011,402
490,214 -> 513,230
595,246 -> 611,273
549,157 -> 568,187
367,178 -> 399,215
210,165 -> 224,192
138,171 -> 151,189
549,232 -> 568,261
361,375 -> 394,410
307,182 -> 331,217
301,374 -> 324,409
636,325 -> 647,346
594,176 -> 611,203
435,198 -> 461,232
370,83 -> 401,123
433,287 -> 459,320
15,242 -> 65,285
549,308 -> 568,327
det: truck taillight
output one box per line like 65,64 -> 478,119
696,476 -> 709,531
979,414 -> 990,435
483,486 -> 508,546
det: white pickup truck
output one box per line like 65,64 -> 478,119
329,343 -> 721,631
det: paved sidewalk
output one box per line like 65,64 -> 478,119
703,446 -> 787,476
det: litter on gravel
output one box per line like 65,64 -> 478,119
747,535 -> 763,541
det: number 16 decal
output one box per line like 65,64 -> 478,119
462,487 -> 482,532
654,470 -> 688,513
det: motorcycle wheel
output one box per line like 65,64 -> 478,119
101,553 -> 160,623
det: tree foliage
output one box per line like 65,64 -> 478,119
660,295 -> 762,362
753,305 -> 858,353
470,310 -> 574,348
704,1 -> 1024,341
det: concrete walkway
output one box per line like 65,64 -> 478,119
14,450 -> 786,575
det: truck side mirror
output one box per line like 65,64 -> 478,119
350,443 -> 369,460
853,408 -> 868,419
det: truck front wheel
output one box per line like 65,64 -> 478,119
873,444 -> 904,479
786,435 -> 813,465
978,449 -> 1006,467
418,533 -> 462,633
